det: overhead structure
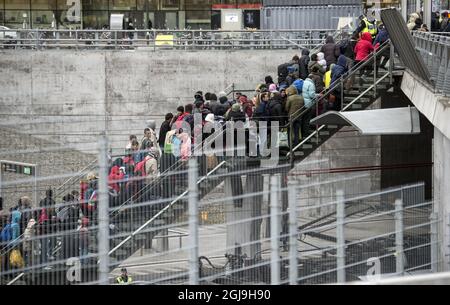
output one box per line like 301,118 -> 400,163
310,107 -> 421,135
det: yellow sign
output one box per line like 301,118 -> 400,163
155,34 -> 174,46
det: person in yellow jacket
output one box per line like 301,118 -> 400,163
116,268 -> 133,284
324,64 -> 335,89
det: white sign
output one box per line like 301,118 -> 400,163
225,13 -> 239,23
66,0 -> 81,23
110,14 -> 124,30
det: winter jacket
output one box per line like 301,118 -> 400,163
331,55 -> 349,86
11,210 -> 21,240
354,32 -> 374,61
267,96 -> 285,125
302,78 -> 317,108
309,71 -> 325,93
320,36 -> 340,65
374,28 -> 389,47
285,86 -> 304,118
317,52 -> 327,71
158,120 -> 172,147
239,96 -> 254,118
299,50 -> 310,80
308,61 -> 326,77
108,165 -> 124,193
253,100 -> 268,121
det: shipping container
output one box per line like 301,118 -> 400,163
261,5 -> 363,30
263,0 -> 362,6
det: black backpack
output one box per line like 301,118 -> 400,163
277,62 -> 290,82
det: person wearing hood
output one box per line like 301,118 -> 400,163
354,32 -> 375,84
299,49 -> 310,80
374,24 -> 390,70
317,52 -> 327,71
285,86 -> 304,147
10,208 -> 21,241
330,55 -> 349,111
320,35 -> 340,68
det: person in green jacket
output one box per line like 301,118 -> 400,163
285,86 -> 304,147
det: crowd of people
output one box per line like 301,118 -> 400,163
3,11 -> 437,278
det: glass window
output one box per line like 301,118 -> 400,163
109,0 -> 137,10
31,10 -> 56,28
161,0 -> 179,9
5,0 -> 30,9
5,10 -> 30,28
137,0 -> 158,10
185,0 -> 211,10
0,0 -> 4,10
83,10 -> 108,29
82,0 -> 109,10
31,0 -> 57,10
185,10 -> 211,29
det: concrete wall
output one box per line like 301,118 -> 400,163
289,100 -> 382,218
0,126 -> 95,210
433,128 -> 450,272
0,49 -> 296,155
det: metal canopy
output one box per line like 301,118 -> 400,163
310,107 -> 421,135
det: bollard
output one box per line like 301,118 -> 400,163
188,159 -> 199,285
270,175 -> 280,285
395,199 -> 404,275
288,181 -> 298,285
336,190 -> 345,283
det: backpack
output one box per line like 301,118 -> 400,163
0,223 -> 12,242
277,62 -> 290,82
288,63 -> 299,79
293,79 -> 304,94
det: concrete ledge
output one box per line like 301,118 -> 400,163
401,69 -> 450,140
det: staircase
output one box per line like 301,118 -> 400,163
285,41 -> 398,165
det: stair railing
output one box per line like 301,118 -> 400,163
285,40 -> 393,166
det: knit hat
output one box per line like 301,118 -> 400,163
269,83 -> 277,92
218,91 -> 227,98
232,103 -> 241,112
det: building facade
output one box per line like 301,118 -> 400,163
0,0 -> 262,30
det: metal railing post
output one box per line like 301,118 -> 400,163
389,41 -> 394,85
340,76 -> 344,109
98,135 -> 110,285
395,199 -> 404,275
270,175 -> 280,285
373,48 -> 377,98
188,158 -> 199,285
288,181 -> 298,285
289,118 -> 294,168
430,212 -> 438,273
336,189 -> 345,283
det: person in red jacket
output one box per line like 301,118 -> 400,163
354,32 -> 375,85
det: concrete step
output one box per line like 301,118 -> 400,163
308,137 -> 322,144
350,103 -> 363,109
302,144 -> 313,149
294,151 -> 305,157
344,97 -> 370,103
327,125 -> 339,129
319,131 -> 330,136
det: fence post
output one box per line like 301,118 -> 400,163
188,158 -> 199,285
395,199 -> 404,275
430,212 -> 438,273
288,181 -> 297,285
98,135 -> 110,285
270,175 -> 280,285
336,189 -> 345,283
389,41 -> 394,85
373,48 -> 377,98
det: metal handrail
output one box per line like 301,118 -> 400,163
108,160 -> 227,257
286,40 -> 393,158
